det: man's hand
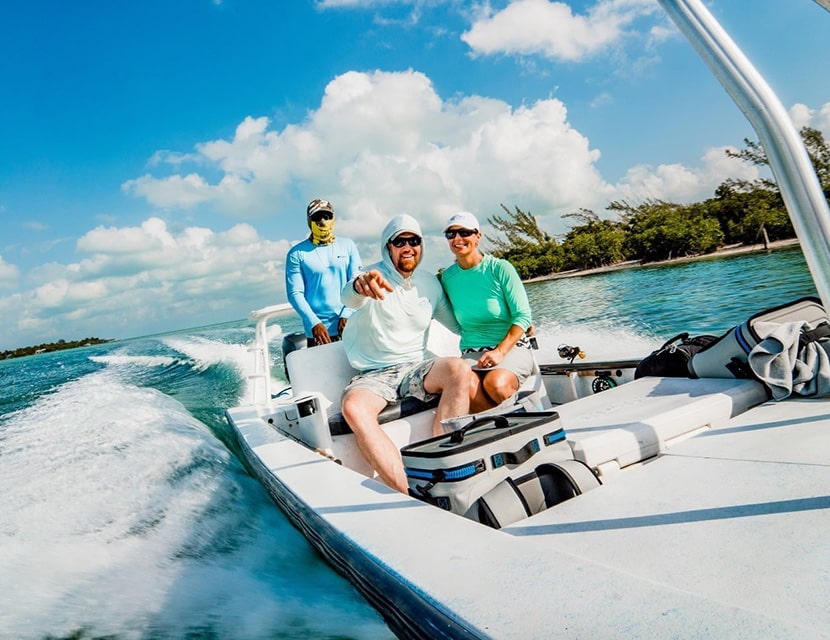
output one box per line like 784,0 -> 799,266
337,316 -> 348,336
353,270 -> 394,300
311,323 -> 332,345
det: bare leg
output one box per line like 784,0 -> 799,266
469,369 -> 521,412
469,375 -> 496,413
341,388 -> 407,492
423,357 -> 474,436
482,369 -> 520,406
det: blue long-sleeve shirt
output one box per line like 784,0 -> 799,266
285,237 -> 362,338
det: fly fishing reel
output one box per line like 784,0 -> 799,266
591,373 -> 618,393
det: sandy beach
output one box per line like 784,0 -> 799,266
525,238 -> 802,283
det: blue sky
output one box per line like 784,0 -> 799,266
1,0 -> 828,350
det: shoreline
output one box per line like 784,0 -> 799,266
524,238 -> 801,283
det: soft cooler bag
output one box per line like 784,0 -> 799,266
688,296 -> 828,378
400,411 -> 571,519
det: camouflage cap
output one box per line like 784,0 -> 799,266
307,199 -> 335,217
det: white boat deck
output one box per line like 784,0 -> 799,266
503,397 -> 830,636
229,379 -> 830,638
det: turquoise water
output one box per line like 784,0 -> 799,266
526,247 -> 816,357
0,247 -> 817,639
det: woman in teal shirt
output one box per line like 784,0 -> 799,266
440,211 -> 534,411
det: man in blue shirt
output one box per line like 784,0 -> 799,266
285,199 -> 362,346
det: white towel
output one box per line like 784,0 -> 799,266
748,320 -> 830,400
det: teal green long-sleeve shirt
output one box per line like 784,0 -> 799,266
440,254 -> 532,351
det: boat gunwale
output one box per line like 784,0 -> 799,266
227,408 -> 488,640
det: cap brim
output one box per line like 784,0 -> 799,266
390,229 -> 421,240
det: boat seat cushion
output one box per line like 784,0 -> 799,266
328,396 -> 440,436
558,376 -> 769,477
286,340 -> 357,415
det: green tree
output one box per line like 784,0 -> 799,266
802,126 -> 830,195
486,204 -> 563,279
727,126 -> 830,196
714,126 -> 830,244
559,209 -> 627,270
0,337 -> 112,360
614,199 -> 723,262
707,180 -> 791,245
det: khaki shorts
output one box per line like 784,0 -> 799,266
344,360 -> 438,404
463,345 -> 534,383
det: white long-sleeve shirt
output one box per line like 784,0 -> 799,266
341,216 -> 459,372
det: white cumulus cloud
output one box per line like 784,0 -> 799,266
0,255 -> 20,290
789,102 -> 830,139
122,69 -> 613,239
1,218 -> 291,348
461,0 -> 660,61
614,146 -> 760,204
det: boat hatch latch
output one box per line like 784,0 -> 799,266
297,397 -> 318,417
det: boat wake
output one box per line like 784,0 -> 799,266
90,354 -> 183,368
0,359 -> 391,639
529,321 -> 656,364
163,328 -> 286,406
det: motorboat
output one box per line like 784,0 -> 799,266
225,1 -> 830,637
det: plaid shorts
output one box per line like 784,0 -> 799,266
344,359 -> 438,404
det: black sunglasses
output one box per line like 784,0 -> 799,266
389,236 -> 422,248
310,211 -> 333,222
444,228 -> 477,239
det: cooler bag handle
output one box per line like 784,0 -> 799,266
449,415 -> 509,444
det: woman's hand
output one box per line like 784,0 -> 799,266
477,349 -> 505,369
477,324 -> 526,368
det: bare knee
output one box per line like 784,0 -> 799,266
444,357 -> 473,384
425,356 -> 472,394
342,389 -> 385,433
483,372 -> 519,404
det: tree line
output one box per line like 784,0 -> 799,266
487,127 -> 830,280
1,337 -> 112,361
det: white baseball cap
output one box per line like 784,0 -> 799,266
443,211 -> 480,233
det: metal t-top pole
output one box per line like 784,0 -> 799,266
659,0 -> 830,310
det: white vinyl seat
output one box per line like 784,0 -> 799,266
286,340 -> 356,418
286,337 -> 550,434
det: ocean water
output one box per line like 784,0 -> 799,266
0,247 -> 817,640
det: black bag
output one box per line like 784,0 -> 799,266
634,332 -> 718,379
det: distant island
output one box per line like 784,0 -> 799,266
0,337 -> 113,361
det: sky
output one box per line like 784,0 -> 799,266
1,0 -> 829,350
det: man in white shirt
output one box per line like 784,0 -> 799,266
340,214 -> 475,493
